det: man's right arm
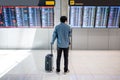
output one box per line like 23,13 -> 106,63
51,27 -> 57,45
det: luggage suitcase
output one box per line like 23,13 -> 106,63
45,44 -> 53,72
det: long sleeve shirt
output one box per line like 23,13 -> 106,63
51,23 -> 72,48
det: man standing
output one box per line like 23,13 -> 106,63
51,16 -> 71,74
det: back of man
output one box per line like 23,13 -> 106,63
51,16 -> 71,74
55,23 -> 70,48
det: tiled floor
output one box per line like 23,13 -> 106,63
0,50 -> 120,80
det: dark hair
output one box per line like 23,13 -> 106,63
60,16 -> 67,23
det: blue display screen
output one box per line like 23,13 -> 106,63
69,6 -> 120,28
0,6 -> 54,28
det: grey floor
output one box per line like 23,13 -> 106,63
0,50 -> 120,80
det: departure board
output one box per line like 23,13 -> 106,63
41,6 -> 54,28
69,6 -> 83,28
0,6 -> 54,28
82,6 -> 96,28
69,6 -> 120,28
108,6 -> 120,28
95,6 -> 109,28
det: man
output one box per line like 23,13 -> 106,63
51,16 -> 71,74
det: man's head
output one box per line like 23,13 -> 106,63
60,16 -> 67,23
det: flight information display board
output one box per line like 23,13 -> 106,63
0,6 -> 54,28
41,6 -> 54,28
69,6 -> 83,28
82,6 -> 96,28
69,6 -> 120,28
108,6 -> 120,28
15,6 -> 29,27
28,6 -> 41,27
95,6 -> 109,28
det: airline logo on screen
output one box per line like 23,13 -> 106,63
45,0 -> 55,6
38,0 -> 55,6
69,0 -> 84,5
70,0 -> 75,5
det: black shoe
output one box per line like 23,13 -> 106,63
64,70 -> 70,74
56,71 -> 60,74
56,69 -> 60,74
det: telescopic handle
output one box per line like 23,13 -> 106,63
51,44 -> 53,54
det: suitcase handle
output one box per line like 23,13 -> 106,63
51,44 -> 53,54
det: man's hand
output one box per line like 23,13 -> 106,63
51,42 -> 54,45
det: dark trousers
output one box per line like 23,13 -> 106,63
56,47 -> 69,72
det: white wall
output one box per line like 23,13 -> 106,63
72,29 -> 120,50
0,28 -> 53,49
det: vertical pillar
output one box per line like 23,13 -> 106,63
54,0 -> 61,26
61,0 -> 68,17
